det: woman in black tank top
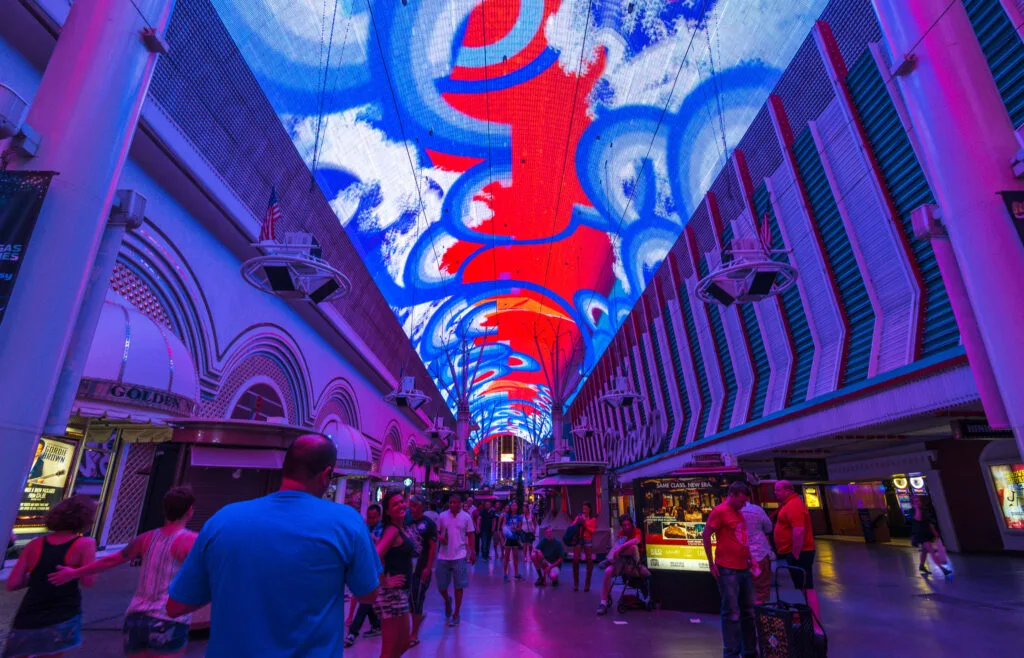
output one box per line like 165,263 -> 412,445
4,495 -> 97,658
375,491 -> 415,658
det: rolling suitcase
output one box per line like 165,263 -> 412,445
754,565 -> 827,658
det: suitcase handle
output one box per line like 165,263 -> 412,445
772,563 -> 828,653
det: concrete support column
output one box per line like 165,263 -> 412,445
871,0 -> 1024,454
548,406 -> 566,462
0,0 -> 174,543
45,212 -> 141,435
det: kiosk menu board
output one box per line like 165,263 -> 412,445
635,472 -> 748,612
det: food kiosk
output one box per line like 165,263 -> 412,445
635,466 -> 750,613
534,461 -> 610,554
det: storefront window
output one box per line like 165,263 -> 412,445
989,464 -> 1024,530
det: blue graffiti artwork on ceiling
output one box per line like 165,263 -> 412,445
214,0 -> 828,446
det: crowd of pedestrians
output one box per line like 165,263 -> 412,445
2,434 -> 863,658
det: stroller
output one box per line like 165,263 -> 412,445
611,555 -> 653,613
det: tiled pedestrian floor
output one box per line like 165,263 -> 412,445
3,539 -> 1022,657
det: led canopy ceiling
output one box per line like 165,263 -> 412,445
214,0 -> 828,446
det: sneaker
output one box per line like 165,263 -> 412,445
444,599 -> 453,621
535,576 -> 545,587
551,578 -> 559,587
344,634 -> 356,648
363,627 -> 381,638
596,602 -> 609,616
448,614 -> 460,627
919,564 -> 931,576
504,574 -> 510,583
515,573 -> 523,580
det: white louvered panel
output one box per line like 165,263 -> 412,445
666,297 -> 703,446
767,162 -> 845,398
721,305 -> 755,429
654,314 -> 686,449
815,100 -> 919,375
684,267 -> 726,438
641,332 -> 668,439
731,215 -> 794,415
624,346 -> 646,427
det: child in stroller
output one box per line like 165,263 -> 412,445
597,515 -> 653,615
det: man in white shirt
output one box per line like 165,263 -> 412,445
740,500 -> 775,604
436,494 -> 476,627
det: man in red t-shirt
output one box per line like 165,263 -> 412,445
702,481 -> 757,658
773,480 -> 821,630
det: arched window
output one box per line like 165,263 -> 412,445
230,382 -> 285,421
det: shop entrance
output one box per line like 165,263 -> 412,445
816,474 -> 933,545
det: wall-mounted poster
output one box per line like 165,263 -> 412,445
16,437 -> 76,530
989,464 -> 1024,530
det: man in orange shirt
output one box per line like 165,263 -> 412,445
702,481 -> 757,658
773,480 -> 821,629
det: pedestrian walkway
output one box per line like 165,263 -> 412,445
2,540 -> 1022,656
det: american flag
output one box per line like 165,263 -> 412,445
259,188 -> 281,242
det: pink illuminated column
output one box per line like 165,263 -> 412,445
871,0 -> 1024,453
0,0 -> 174,542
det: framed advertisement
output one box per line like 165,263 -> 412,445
634,472 -> 748,613
989,463 -> 1024,530
15,437 -> 77,531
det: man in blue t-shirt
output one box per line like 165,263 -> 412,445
167,435 -> 382,657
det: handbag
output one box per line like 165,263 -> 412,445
563,522 -> 582,547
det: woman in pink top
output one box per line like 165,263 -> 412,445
571,502 -> 597,592
51,487 -> 197,657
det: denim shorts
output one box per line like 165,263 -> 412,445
123,613 -> 189,655
3,615 -> 82,657
435,558 -> 469,590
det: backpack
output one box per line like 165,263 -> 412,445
563,522 -> 582,548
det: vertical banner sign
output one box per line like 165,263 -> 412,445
1001,190 -> 1024,245
0,171 -> 55,326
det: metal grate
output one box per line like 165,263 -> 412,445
697,259 -> 738,430
199,353 -> 299,422
845,52 -> 960,357
678,281 -> 712,441
663,302 -> 692,442
792,129 -> 874,386
964,0 -> 1024,127
650,319 -> 676,453
754,183 -> 814,405
104,443 -> 157,546
109,262 -> 174,332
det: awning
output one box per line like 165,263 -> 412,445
189,445 -> 285,470
75,295 -> 199,418
534,474 -> 595,487
375,449 -> 414,479
326,423 -> 372,475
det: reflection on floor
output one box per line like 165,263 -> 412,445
2,539 -> 1022,657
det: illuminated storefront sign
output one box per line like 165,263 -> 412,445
16,437 -> 76,531
76,378 -> 196,414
